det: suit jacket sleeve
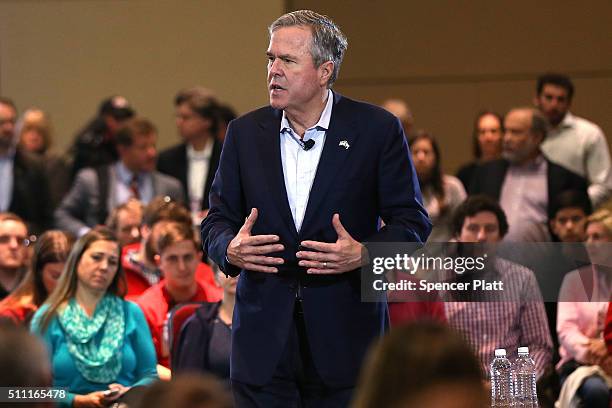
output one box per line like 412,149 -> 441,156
367,115 -> 431,243
201,123 -> 244,276
54,168 -> 96,236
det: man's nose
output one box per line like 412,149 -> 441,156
476,228 -> 487,242
268,59 -> 282,76
130,227 -> 140,239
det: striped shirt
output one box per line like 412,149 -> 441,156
444,257 -> 553,379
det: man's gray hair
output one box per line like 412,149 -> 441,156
269,10 -> 348,87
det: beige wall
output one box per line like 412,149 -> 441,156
292,1 -> 612,174
0,0 -> 284,152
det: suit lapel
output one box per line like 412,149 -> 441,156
256,109 -> 299,239
300,93 -> 358,238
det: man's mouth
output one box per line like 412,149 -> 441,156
270,84 -> 285,91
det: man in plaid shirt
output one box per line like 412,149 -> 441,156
444,195 -> 553,379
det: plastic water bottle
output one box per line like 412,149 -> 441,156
491,348 -> 514,407
513,347 -> 538,408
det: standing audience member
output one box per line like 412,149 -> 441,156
173,263 -> 238,382
137,222 -> 221,369
17,108 -> 70,210
535,73 -> 612,207
409,131 -> 466,241
556,209 -> 612,408
30,227 -> 158,408
215,103 -> 237,142
456,111 -> 503,190
0,97 -> 52,234
0,213 -> 30,300
68,96 -> 135,179
469,107 -> 588,242
0,230 -> 73,325
56,117 -> 185,237
352,321 -> 487,408
157,87 -> 222,224
106,199 -> 143,247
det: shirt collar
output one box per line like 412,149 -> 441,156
186,139 -> 213,161
280,89 -> 334,134
558,111 -> 576,130
116,161 -> 138,183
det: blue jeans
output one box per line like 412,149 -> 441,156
576,375 -> 609,408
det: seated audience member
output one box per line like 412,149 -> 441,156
0,97 -> 52,234
68,96 -> 135,179
17,108 -> 70,210
173,263 -> 237,381
137,222 -> 221,368
106,199 -> 143,247
31,227 -> 157,408
556,209 -> 612,407
135,374 -> 233,408
352,321 -> 487,408
535,73 -> 612,207
381,98 -> 415,138
456,111 -> 503,190
532,189 -> 594,362
0,321 -> 52,407
409,131 -> 466,241
444,196 -> 553,380
0,213 -> 30,300
605,303 -> 612,354
55,117 -> 185,237
122,196 -> 218,300
469,107 -> 588,242
0,230 -> 73,325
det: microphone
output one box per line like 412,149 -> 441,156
303,139 -> 315,151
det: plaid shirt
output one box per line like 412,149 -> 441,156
444,257 -> 553,379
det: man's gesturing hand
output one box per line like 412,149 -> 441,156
297,214 -> 365,274
226,208 -> 284,273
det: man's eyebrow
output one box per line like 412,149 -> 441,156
266,52 -> 296,60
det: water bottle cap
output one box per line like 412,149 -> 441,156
518,346 -> 529,354
494,348 -> 506,357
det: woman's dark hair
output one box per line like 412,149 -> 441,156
472,110 -> 503,159
352,321 -> 485,408
450,194 -> 509,238
409,130 -> 445,204
37,227 -> 124,333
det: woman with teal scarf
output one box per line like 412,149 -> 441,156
31,227 -> 157,407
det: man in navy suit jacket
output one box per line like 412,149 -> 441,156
202,10 -> 431,407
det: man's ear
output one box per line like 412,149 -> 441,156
154,253 -> 161,267
532,95 -> 540,108
319,61 -> 334,86
549,219 -> 558,235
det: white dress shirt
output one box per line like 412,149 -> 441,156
279,89 -> 333,232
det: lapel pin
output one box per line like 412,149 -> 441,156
339,140 -> 350,150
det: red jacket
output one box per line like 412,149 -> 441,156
122,243 -> 222,301
605,302 -> 612,354
136,281 -> 221,368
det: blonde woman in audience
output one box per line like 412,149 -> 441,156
0,230 -> 73,325
409,131 -> 466,241
557,209 -> 612,408
31,227 -> 157,408
17,108 -> 70,209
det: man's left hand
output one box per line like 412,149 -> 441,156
297,214 -> 365,274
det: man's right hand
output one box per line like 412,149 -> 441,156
226,208 -> 284,273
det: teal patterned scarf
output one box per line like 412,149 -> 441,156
58,295 -> 125,383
